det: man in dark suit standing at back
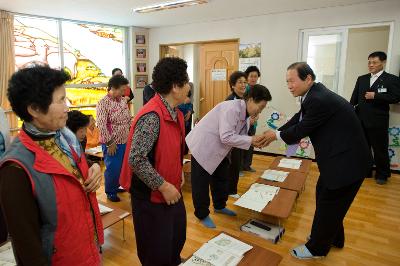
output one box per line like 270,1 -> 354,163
350,51 -> 400,185
263,62 -> 372,259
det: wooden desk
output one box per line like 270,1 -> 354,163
256,170 -> 307,195
99,201 -> 131,240
187,232 -> 282,266
261,188 -> 297,220
269,156 -> 312,174
86,151 -> 103,159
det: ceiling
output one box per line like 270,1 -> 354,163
0,0 -> 382,28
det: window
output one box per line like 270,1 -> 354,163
14,16 -> 127,119
301,30 -> 345,94
14,16 -> 61,69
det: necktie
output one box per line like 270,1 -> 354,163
286,98 -> 303,157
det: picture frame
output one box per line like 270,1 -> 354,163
135,75 -> 148,88
136,62 -> 147,73
135,48 -> 147,59
135,34 -> 146,45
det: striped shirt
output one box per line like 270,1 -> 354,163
96,94 -> 132,145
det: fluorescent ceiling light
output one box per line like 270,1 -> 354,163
133,0 -> 208,13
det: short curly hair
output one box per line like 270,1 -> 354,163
108,75 -> 129,90
8,65 -> 70,122
152,57 -> 189,95
229,71 -> 246,91
66,110 -> 90,134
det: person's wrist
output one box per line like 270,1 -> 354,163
158,181 -> 168,192
106,141 -> 115,148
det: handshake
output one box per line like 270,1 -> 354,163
251,130 -> 277,149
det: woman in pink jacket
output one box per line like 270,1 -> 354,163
186,84 -> 272,228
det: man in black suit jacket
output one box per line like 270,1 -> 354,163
350,51 -> 400,185
263,62 -> 372,259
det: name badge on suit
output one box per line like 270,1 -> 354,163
377,86 -> 387,93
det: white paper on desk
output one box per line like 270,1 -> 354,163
208,233 -> 253,257
261,169 -> 289,182
183,159 -> 191,164
234,183 -> 279,212
86,146 -> 102,154
98,203 -> 113,215
182,255 -> 211,266
278,158 -> 302,169
194,243 -> 242,266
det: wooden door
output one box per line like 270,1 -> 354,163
199,41 -> 238,118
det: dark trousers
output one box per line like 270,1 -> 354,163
363,126 -> 390,180
228,148 -> 242,194
242,125 -> 256,169
131,197 -> 186,266
191,156 -> 229,220
0,210 -> 7,244
184,118 -> 192,155
305,178 -> 363,256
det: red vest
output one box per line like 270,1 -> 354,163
120,94 -> 185,203
0,130 -> 103,265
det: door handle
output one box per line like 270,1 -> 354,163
200,98 -> 205,102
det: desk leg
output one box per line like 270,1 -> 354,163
122,219 -> 126,241
278,219 -> 281,242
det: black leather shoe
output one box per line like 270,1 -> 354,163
375,179 -> 387,185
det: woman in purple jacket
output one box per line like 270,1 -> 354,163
186,84 -> 272,228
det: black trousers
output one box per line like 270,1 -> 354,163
242,125 -> 256,169
131,197 -> 186,266
228,148 -> 242,194
363,126 -> 390,180
305,178 -> 363,256
191,156 -> 229,220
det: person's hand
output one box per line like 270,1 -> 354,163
251,135 -> 266,148
107,142 -> 117,156
123,96 -> 130,102
261,130 -> 277,147
84,163 -> 102,193
184,111 -> 192,121
365,91 -> 375,100
159,181 -> 181,205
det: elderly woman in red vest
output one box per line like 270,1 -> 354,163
0,65 -> 104,265
120,57 -> 189,266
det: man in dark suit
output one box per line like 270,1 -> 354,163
143,82 -> 155,105
350,51 -> 400,185
263,62 -> 372,259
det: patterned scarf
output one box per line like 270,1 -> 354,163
24,122 -> 82,167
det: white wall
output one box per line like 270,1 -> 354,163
148,0 -> 400,155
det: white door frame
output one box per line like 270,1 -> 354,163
298,21 -> 394,97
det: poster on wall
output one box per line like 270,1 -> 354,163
239,43 -> 261,72
388,126 -> 400,170
255,105 -> 315,159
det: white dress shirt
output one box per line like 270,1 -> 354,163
370,70 -> 383,87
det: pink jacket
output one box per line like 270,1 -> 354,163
186,99 -> 252,175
